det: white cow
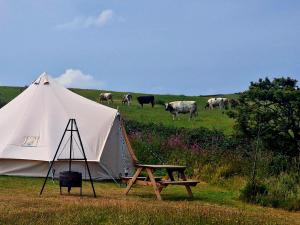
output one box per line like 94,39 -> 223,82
99,92 -> 113,104
122,94 -> 133,105
207,98 -> 228,109
165,101 -> 197,120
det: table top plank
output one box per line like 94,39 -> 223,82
159,180 -> 199,185
135,164 -> 186,169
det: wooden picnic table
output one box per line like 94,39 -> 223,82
124,164 -> 199,200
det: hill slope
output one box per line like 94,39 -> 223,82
0,86 -> 235,134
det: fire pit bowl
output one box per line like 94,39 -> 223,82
59,171 -> 82,195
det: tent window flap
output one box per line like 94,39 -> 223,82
23,136 -> 39,147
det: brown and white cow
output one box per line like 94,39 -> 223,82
99,92 -> 113,104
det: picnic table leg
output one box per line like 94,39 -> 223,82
158,186 -> 164,193
180,171 -> 193,198
166,169 -> 175,181
146,168 -> 162,200
125,167 -> 143,195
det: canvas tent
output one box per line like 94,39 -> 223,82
0,73 -> 135,180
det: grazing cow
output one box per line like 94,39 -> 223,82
137,95 -> 155,108
99,92 -> 113,104
122,94 -> 133,105
207,98 -> 228,109
165,101 -> 197,120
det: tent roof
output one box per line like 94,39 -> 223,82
0,72 -> 118,161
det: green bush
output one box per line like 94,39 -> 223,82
212,164 -> 238,184
240,181 -> 268,203
264,173 -> 299,208
266,154 -> 291,176
228,77 -> 300,157
240,173 -> 300,210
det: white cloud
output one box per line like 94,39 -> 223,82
56,9 -> 114,30
55,69 -> 104,89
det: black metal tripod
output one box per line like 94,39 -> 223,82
40,118 -> 96,197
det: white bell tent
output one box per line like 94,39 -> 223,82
0,73 -> 135,180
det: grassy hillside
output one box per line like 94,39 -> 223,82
0,86 -> 235,134
71,89 -> 236,134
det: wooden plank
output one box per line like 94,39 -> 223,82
146,168 -> 162,201
136,164 -> 186,169
122,176 -> 162,182
124,167 -> 143,195
121,176 -> 147,180
159,180 -> 199,186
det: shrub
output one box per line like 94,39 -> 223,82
267,154 -> 289,176
212,164 -> 238,184
199,164 -> 215,181
264,173 -> 299,208
240,173 -> 300,210
228,77 -> 300,157
240,181 -> 268,203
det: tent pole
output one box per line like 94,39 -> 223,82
73,119 -> 97,198
120,118 -> 138,164
69,119 -> 74,171
40,119 -> 71,196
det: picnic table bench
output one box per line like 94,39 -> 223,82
123,164 -> 199,200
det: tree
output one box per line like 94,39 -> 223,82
228,77 -> 300,157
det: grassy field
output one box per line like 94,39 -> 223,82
0,86 -> 235,134
0,176 -> 299,225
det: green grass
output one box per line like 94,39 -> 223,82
0,176 -> 299,225
0,86 -> 235,134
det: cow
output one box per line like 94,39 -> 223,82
137,95 -> 155,108
165,101 -> 197,120
122,94 -> 133,105
207,97 -> 228,109
99,92 -> 113,104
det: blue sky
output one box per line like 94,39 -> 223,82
0,0 -> 299,95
